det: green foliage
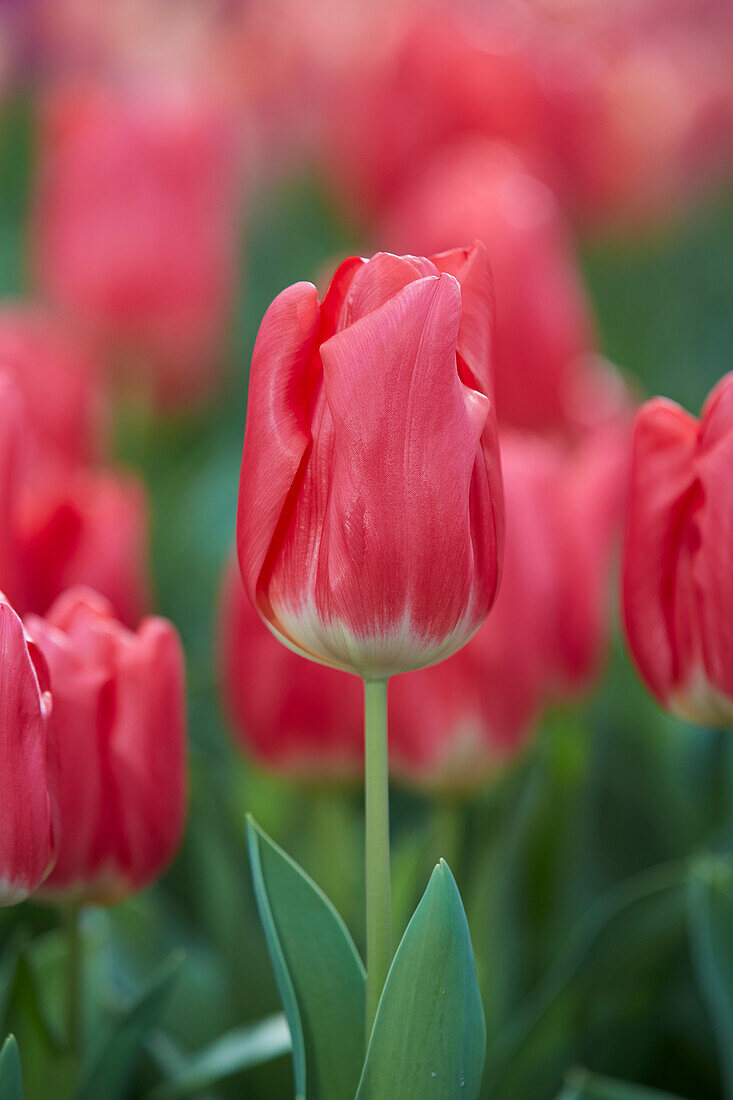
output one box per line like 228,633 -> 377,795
356,861 -> 486,1100
557,1068 -> 686,1099
688,857 -> 733,1099
246,818 -> 366,1100
0,1037 -> 22,1100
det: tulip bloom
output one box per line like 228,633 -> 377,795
33,79 -> 242,406
238,243 -> 504,679
623,374 -> 733,725
0,594 -> 57,905
220,555 -> 363,777
0,305 -> 104,474
380,141 -> 600,435
28,588 -> 186,903
15,468 -> 149,628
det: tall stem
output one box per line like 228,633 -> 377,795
64,904 -> 83,1057
363,678 -> 391,1039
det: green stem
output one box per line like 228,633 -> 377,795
363,678 -> 391,1040
64,904 -> 83,1057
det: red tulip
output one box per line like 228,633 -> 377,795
0,305 -> 104,475
238,243 -> 504,679
28,588 -> 187,903
0,377 -> 25,610
0,593 -> 57,905
380,140 -> 602,435
33,79 -> 242,406
220,555 -> 363,777
622,374 -> 733,724
15,468 -> 149,628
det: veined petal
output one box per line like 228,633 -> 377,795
310,273 -> 490,676
237,282 -> 321,602
622,397 -> 699,706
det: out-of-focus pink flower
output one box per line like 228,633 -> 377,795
238,243 -> 504,679
0,593 -> 57,906
0,304 -> 104,474
29,587 -> 186,904
0,377 -> 26,610
15,468 -> 149,628
33,78 -> 243,406
623,374 -> 733,725
220,555 -> 363,778
380,140 -> 603,435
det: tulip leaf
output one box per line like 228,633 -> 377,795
687,855 -> 733,1099
246,816 -> 365,1100
146,1014 -> 291,1098
0,1036 -> 22,1100
556,1068 -> 686,1099
356,860 -> 486,1100
76,953 -> 182,1100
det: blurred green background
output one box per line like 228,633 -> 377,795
1,93 -> 733,1099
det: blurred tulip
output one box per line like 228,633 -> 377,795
380,140 -> 601,435
15,467 -> 149,628
623,374 -> 733,725
220,555 -> 363,777
0,593 -> 57,905
33,78 -> 243,406
0,304 -> 105,474
238,243 -> 504,679
0,377 -> 25,610
28,587 -> 186,903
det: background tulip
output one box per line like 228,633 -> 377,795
0,304 -> 104,474
28,587 -> 186,903
238,243 -> 504,679
220,554 -> 363,777
0,593 -> 57,906
622,373 -> 733,725
32,78 -> 243,406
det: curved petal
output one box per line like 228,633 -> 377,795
430,240 -> 495,398
622,397 -> 699,707
0,598 -> 55,904
237,282 -> 321,601
312,273 -> 492,676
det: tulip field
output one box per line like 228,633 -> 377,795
1,4 -> 733,1100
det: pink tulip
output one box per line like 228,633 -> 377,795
0,593 -> 57,905
33,79 -> 242,406
623,374 -> 733,724
380,140 -> 603,435
238,243 -> 504,679
15,468 -> 149,628
0,305 -> 104,475
28,588 -> 187,903
220,555 -> 363,777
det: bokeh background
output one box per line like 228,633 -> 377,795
1,1 -> 733,1097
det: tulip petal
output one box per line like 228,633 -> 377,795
310,273 -> 492,675
431,241 -> 494,398
238,282 -> 321,601
622,398 -> 699,706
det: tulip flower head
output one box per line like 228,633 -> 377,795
623,373 -> 733,725
238,243 -> 504,680
28,588 -> 186,904
0,593 -> 57,905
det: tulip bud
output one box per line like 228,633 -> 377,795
220,555 -> 363,777
622,374 -> 733,725
28,588 -> 187,903
0,594 -> 57,905
238,243 -> 504,679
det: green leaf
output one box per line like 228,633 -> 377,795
145,1014 -> 290,1098
557,1067 -> 686,1099
0,1036 -> 22,1100
356,860 -> 486,1100
246,817 -> 365,1100
76,953 -> 182,1100
687,855 -> 733,1098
